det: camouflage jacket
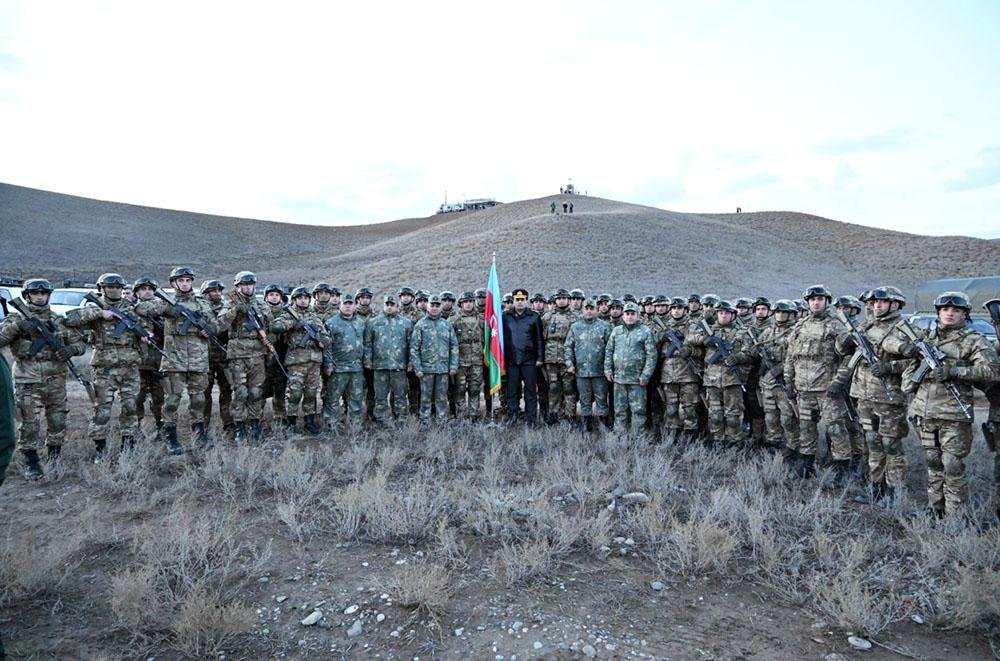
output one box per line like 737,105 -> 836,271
324,313 -> 366,373
686,320 -> 750,388
0,301 -> 86,384
564,317 -> 612,377
451,309 -> 484,368
62,294 -> 142,368
355,304 -> 373,320
204,298 -> 229,364
271,307 -> 329,366
399,303 -> 421,323
658,316 -> 700,384
410,315 -> 459,374
217,294 -> 274,361
754,317 -> 796,389
541,307 -> 575,364
136,305 -> 165,371
135,290 -> 217,373
364,312 -> 412,371
783,309 -> 845,393
902,323 -> 999,422
604,322 -> 657,385
310,300 -> 339,324
842,310 -> 910,404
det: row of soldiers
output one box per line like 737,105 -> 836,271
1,270 -> 998,517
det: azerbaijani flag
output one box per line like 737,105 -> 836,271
484,256 -> 505,394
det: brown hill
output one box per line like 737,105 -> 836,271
2,182 -> 997,301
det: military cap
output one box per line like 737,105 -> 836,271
290,286 -> 311,299
688,293 -> 701,302
170,266 -> 196,281
609,298 -> 624,308
133,276 -> 159,292
312,282 -> 335,295
701,294 -> 720,307
440,290 -> 456,301
264,283 -> 283,295
583,298 -> 597,308
398,286 -> 415,297
622,293 -> 637,303
934,291 -> 971,311
475,288 -> 487,298
554,288 -> 570,298
753,296 -> 772,309
512,288 -> 529,300
97,273 -> 128,288
669,296 -> 687,308
715,300 -> 736,313
22,278 -> 54,294
502,293 -> 514,303
803,284 -> 832,301
597,294 -> 612,303
428,294 -> 442,305
623,302 -> 640,313
355,287 -> 373,298
383,294 -> 398,305
570,288 -> 585,299
772,299 -> 796,313
459,291 -> 476,302
234,271 -> 257,285
415,290 -> 429,301
199,279 -> 225,294
530,292 -> 546,303
341,293 -> 356,304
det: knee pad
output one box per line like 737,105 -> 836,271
49,410 -> 67,434
189,392 -> 206,410
163,395 -> 180,413
93,408 -> 111,427
248,386 -> 263,402
764,411 -> 780,427
941,453 -> 964,477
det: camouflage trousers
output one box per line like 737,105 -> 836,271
88,365 -> 140,440
794,391 -> 848,459
228,356 -> 266,422
374,369 -> 409,422
545,363 -> 577,419
659,381 -> 700,432
451,365 -> 483,418
263,360 -> 287,418
705,385 -> 744,444
419,373 -> 450,422
408,371 -> 421,414
760,384 -> 799,448
136,368 -> 164,426
857,400 -> 907,487
162,371 -> 209,425
15,377 -> 68,452
576,376 -> 609,417
916,417 -> 972,514
832,395 -> 865,458
286,362 -> 323,416
203,360 -> 232,427
613,382 -> 647,432
364,367 -> 375,420
324,371 -> 364,422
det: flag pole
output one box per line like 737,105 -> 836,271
490,251 -> 497,427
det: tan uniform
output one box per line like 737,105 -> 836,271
542,306 -> 577,420
216,294 -> 273,423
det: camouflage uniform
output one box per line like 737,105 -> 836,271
450,305 -> 484,418
687,316 -> 751,445
364,304 -> 413,423
657,313 -> 702,442
262,297 -> 289,420
604,311 -> 658,432
133,280 -> 167,433
410,309 -> 459,421
754,310 -> 799,451
271,305 -> 329,427
323,308 -> 367,422
355,288 -> 376,418
564,313 -> 612,422
202,291 -> 233,430
216,292 -> 273,427
542,304 -> 577,421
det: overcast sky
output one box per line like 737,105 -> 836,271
1,1 -> 998,237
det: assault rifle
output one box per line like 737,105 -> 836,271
84,292 -> 168,359
700,320 -> 746,393
660,326 -> 702,378
153,289 -> 228,352
835,310 -> 894,400
230,293 -> 289,378
9,297 -> 96,402
284,306 -> 326,350
897,319 -> 973,420
735,319 -> 797,417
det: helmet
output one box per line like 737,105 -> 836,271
474,288 -> 487,298
440,290 -> 456,302
622,293 -> 637,303
641,296 -> 654,305
169,266 -> 196,281
715,300 -> 736,313
884,285 -> 906,309
597,294 -> 611,304
132,276 -> 159,292
415,290 -> 429,302
460,291 -> 476,302
701,294 -> 720,308
773,299 -> 796,313
934,291 -> 971,311
264,283 -> 283,295
312,282 -> 335,295
570,289 -> 585,300
833,295 -> 855,308
847,296 -> 864,311
867,288 -> 893,302
688,293 -> 701,303
356,287 -> 373,299
735,297 -> 753,309
984,298 -> 1000,314
609,299 -> 624,308
398,286 -> 414,297
669,296 -> 687,308
859,289 -> 872,302
803,284 -> 832,301
554,288 -> 570,298
502,293 -> 513,303
653,295 -> 668,305
795,300 -> 807,311
22,278 -> 54,295
234,271 -> 257,286
753,297 -> 771,309
290,286 -> 311,299
623,302 -> 640,313
97,273 -> 128,289
530,292 -> 546,303
199,279 -> 225,294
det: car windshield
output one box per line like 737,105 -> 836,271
49,291 -> 89,306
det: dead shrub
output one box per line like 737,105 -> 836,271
385,563 -> 451,617
170,581 -> 255,657
0,525 -> 87,605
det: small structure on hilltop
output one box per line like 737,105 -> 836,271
560,179 -> 578,195
436,197 -> 499,214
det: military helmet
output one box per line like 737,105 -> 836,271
554,288 -> 570,298
22,278 -> 54,295
132,276 -> 158,292
859,289 -> 872,302
530,292 -> 546,303
934,291 -> 971,311
290,286 -> 311,299
609,298 -> 624,308
597,293 -> 611,304
97,273 -> 128,289
570,289 -> 585,299
440,290 -> 456,302
884,285 -> 906,309
502,293 -> 513,303
415,290 -> 429,302
753,297 -> 771,309
701,294 -> 720,308
312,282 -> 335,295
641,295 -> 654,305
794,300 -> 807,311
867,288 -> 893,302
847,296 -> 864,311
735,297 -> 753,309
234,271 -> 257,286
622,293 -> 637,303
983,298 -> 1000,314
772,299 -> 796,313
833,295 -> 854,308
330,286 -> 343,295
355,287 -> 373,299
199,279 -> 225,294
262,284 -> 281,295
460,290 -> 476,302
688,293 -> 701,303
398,286 -> 415,297
623,302 -> 640,313
669,296 -> 688,308
474,288 -> 487,298
715,300 -> 736,313
169,266 -> 196,281
653,295 -> 668,305
803,284 -> 832,301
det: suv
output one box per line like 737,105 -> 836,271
49,287 -> 97,316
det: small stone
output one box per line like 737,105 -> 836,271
624,537 -> 635,546
455,627 -> 464,637
347,620 -> 363,638
300,610 -> 322,626
825,654 -> 850,661
650,581 -> 665,591
911,614 -> 924,624
512,620 -> 523,630
376,613 -> 386,623
275,595 -> 287,603
622,492 -> 650,504
533,641 -> 543,650
258,576 -> 270,583
848,635 -> 872,650
582,644 -> 597,658
613,537 -> 626,544
811,620 -> 827,629
380,593 -> 390,600
344,604 -> 359,615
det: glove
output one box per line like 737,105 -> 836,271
677,346 -> 692,358
826,381 -> 846,398
769,363 -> 783,378
933,364 -> 955,381
723,352 -> 743,367
786,384 -> 797,400
898,342 -> 917,358
54,346 -> 74,362
869,362 -> 885,377
18,319 -> 37,335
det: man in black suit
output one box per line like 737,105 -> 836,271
502,288 -> 544,425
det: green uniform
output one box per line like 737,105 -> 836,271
364,311 -> 412,422
323,312 -> 367,422
754,317 -> 799,449
542,306 -> 577,420
410,315 -> 459,421
604,322 -> 657,432
202,297 -> 232,429
564,316 -> 611,418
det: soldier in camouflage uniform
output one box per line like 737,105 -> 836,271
475,288 -> 494,416
216,272 -> 275,442
782,285 -> 849,478
735,298 -> 754,327
271,287 -> 329,435
261,284 -> 289,426
830,294 -> 871,478
596,294 -> 612,322
608,299 -> 624,327
364,294 -> 412,424
542,289 -> 577,423
686,301 -> 751,446
133,276 -> 165,436
983,298 -> 1000,516
0,279 -> 86,479
62,273 -> 144,459
398,287 -> 419,322
531,292 -> 547,315
736,298 -> 767,446
569,289 -> 585,317
657,297 -> 703,444
354,287 -> 376,418
410,295 -> 459,422
199,279 -> 233,433
565,298 -> 612,431
902,292 -> 999,516
530,293 -> 550,417
135,266 -> 218,454
323,293 -> 366,425
604,302 -> 658,434
310,282 -> 339,426
451,291 -> 484,419
754,300 -> 800,455
440,291 -> 456,320
687,294 -> 703,323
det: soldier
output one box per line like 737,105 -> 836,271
62,273 -> 144,459
569,289 -> 586,316
530,292 -> 547,315
474,288 -> 487,316
135,267 -> 218,454
754,300 -> 800,456
541,289 -> 577,424
415,290 -> 429,316
604,302 -> 658,434
410,295 -> 458,422
688,294 -> 703,322
700,295 -> 720,325
199,279 -> 233,433
398,287 -> 419,322
310,283 -> 340,323
451,291 -> 484,419
608,299 -> 624,327
686,301 -> 751,447
983,298 -> 1000,517
0,279 -> 86,479
641,296 -> 656,322
502,293 -> 513,314
270,287 -> 328,435
364,294 -> 413,424
323,293 -> 366,425
564,298 -> 612,431
440,291 -> 456,319
216,272 -> 274,442
752,297 -> 773,329
657,297 -> 702,444
901,292 -> 998,516
261,284 -> 289,426
502,288 -> 544,425
596,294 -> 612,322
133,276 -> 165,437
355,287 -> 376,417
355,288 -> 375,319
783,285 -> 848,478
831,294 -> 868,475
735,298 -> 754,327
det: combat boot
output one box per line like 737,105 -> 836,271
164,425 -> 183,455
303,414 -> 322,436
191,422 -> 209,448
830,459 -> 850,489
584,416 -> 595,433
797,453 -> 816,479
47,445 -> 61,463
601,415 -> 614,431
93,438 -> 107,464
120,435 -> 135,451
21,450 -> 43,481
233,421 -> 248,442
284,415 -> 297,431
248,419 -> 263,442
